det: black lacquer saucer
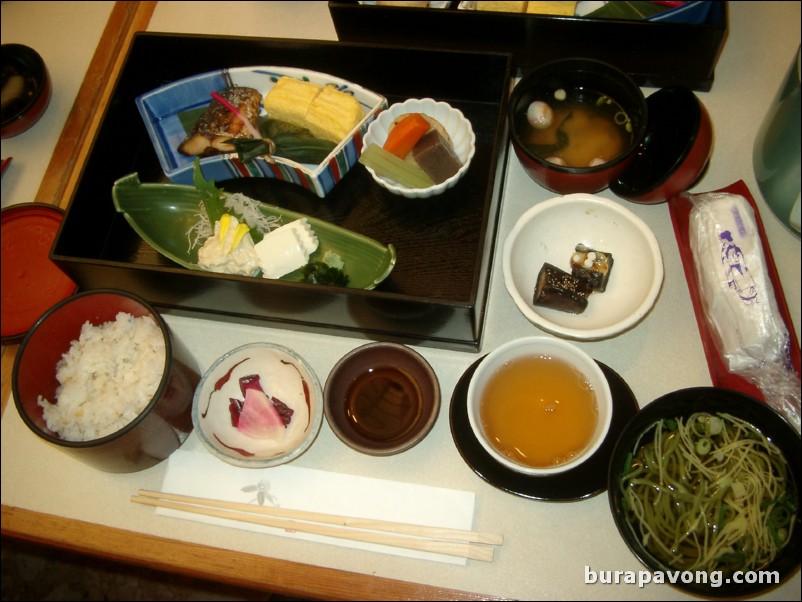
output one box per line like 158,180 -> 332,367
449,356 -> 639,502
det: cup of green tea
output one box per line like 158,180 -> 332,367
467,336 -> 613,476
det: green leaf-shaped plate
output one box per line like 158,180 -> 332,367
112,173 -> 396,290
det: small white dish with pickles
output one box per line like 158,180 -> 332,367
360,98 -> 476,199
503,194 -> 664,340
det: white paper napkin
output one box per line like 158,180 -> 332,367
157,449 -> 476,565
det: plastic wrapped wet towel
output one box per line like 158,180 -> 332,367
689,192 -> 801,431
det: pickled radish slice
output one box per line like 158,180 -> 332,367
237,387 -> 285,439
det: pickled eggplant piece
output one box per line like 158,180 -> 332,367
570,244 -> 614,292
533,263 -> 592,314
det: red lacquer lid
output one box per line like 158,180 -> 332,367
1,203 -> 77,344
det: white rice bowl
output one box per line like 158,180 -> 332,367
37,312 -> 166,441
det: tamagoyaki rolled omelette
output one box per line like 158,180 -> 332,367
264,76 -> 365,144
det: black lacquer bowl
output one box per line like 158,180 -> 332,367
608,387 -> 801,597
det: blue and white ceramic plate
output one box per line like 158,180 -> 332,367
136,66 -> 387,198
645,1 -> 712,23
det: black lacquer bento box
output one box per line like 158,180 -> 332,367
329,1 -> 728,91
50,33 -> 513,351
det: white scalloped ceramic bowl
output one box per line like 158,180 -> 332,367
361,98 -> 476,199
503,194 -> 664,340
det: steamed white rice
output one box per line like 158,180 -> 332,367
37,312 -> 166,441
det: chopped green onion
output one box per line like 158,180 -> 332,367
715,502 -> 728,532
767,496 -> 795,528
706,415 -> 724,435
695,437 -> 712,456
620,451 -> 641,479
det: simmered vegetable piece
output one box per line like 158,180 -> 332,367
383,113 -> 431,159
412,129 -> 463,184
359,144 -> 434,189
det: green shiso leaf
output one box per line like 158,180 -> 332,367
192,158 -> 225,225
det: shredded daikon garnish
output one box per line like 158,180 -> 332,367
224,193 -> 281,233
186,210 -> 209,252
185,192 -> 281,252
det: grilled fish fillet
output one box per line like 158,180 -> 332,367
178,86 -> 262,157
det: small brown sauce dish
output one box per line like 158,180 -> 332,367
324,342 -> 440,456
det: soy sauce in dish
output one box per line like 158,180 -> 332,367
345,366 -> 423,442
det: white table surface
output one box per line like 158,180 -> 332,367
2,2 -> 800,600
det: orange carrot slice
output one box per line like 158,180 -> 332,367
382,113 -> 431,159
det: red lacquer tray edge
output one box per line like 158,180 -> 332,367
669,179 -> 801,402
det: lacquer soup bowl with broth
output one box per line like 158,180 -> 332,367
509,58 -> 713,203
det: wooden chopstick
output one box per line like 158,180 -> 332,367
136,489 -> 503,545
132,490 -> 502,562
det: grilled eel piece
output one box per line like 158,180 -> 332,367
178,86 -> 262,157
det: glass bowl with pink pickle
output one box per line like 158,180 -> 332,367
192,342 -> 323,468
